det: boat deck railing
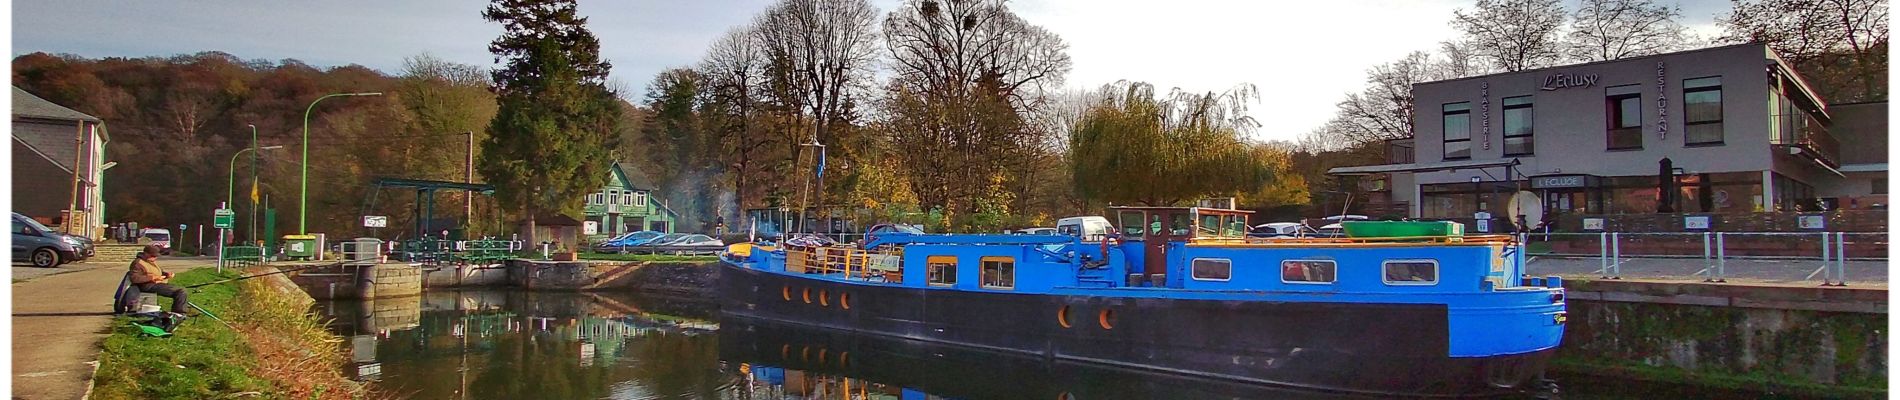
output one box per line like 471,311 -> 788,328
785,246 -> 905,282
1190,234 -> 1520,247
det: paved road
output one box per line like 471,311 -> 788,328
1527,256 -> 1888,286
11,258 -> 208,400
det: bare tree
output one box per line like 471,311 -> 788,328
879,0 -> 1072,214
754,0 -> 881,210
1567,0 -> 1690,62
700,25 -> 776,219
1451,0 -> 1569,71
1310,51 -> 1475,149
1720,0 -> 1889,101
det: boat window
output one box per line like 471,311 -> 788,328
1191,258 -> 1231,281
1117,211 -> 1147,240
1281,260 -> 1336,284
926,256 -> 956,286
980,256 -> 1014,289
1198,214 -> 1222,236
1383,260 -> 1439,285
1169,213 -> 1191,236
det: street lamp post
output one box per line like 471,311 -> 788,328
300,92 -> 382,234
248,124 -> 259,241
230,145 -> 287,215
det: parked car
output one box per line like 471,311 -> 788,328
1316,223 -> 1346,238
140,228 -> 174,254
60,232 -> 94,260
1250,222 -> 1318,238
12,212 -> 80,268
633,233 -> 724,255
640,233 -> 691,247
1016,227 -> 1058,235
595,231 -> 663,252
1055,216 -> 1112,242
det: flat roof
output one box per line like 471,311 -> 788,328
1327,158 -> 1520,176
1414,43 -> 1766,87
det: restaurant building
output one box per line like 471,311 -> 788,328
1330,44 -> 1886,228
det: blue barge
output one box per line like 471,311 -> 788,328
720,206 -> 1566,397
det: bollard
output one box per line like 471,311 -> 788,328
1713,232 -> 1727,283
1813,232 -> 1832,285
1836,232 -> 1848,286
1610,232 -> 1622,279
1710,233 -> 1725,282
1598,232 -> 1609,278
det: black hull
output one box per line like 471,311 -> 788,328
720,263 -> 1553,398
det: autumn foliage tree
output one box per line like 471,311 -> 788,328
1068,82 -> 1274,207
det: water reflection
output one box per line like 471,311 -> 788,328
318,290 -> 1765,400
319,290 -> 729,399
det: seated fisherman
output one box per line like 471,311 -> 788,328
125,245 -> 189,315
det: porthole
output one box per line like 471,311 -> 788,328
802,345 -> 811,361
819,348 -> 829,364
841,292 -> 852,309
803,287 -> 812,304
782,285 -> 792,301
1098,309 -> 1116,330
781,344 -> 790,359
839,351 -> 850,367
1057,305 -> 1073,328
819,289 -> 830,307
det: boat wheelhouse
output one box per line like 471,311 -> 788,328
720,206 -> 1566,397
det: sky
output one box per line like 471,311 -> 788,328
11,0 -> 1732,142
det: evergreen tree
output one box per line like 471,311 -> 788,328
478,0 -> 622,244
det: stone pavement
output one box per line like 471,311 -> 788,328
1527,256 -> 1888,286
11,259 -> 208,400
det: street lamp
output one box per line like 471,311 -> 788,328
231,145 -> 287,210
300,92 -> 383,234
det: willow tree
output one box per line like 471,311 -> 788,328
478,0 -> 621,243
1068,82 -> 1274,207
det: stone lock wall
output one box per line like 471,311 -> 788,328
1560,279 -> 1887,391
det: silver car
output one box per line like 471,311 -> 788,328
12,213 -> 80,268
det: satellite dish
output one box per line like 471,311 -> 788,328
1505,191 -> 1544,228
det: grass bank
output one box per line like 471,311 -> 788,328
91,269 -> 376,399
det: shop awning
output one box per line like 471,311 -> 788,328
1327,158 -> 1521,176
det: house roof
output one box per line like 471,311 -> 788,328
13,87 -> 99,122
613,162 -> 659,191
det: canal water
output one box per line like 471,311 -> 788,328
317,290 -> 1760,400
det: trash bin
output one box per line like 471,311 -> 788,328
282,234 -> 318,260
344,237 -> 383,265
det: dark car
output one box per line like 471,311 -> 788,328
12,213 -> 80,268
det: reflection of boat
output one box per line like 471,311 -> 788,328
719,316 -> 1368,400
721,206 -> 1566,397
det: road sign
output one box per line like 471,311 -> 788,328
179,224 -> 187,231
363,215 -> 388,228
214,209 -> 235,229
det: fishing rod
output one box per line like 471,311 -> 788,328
184,257 -> 382,289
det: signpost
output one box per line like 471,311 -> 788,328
215,205 -> 233,272
362,215 -> 388,228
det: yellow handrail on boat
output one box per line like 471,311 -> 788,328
786,246 -> 904,282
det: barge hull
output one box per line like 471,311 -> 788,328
721,263 -> 1552,397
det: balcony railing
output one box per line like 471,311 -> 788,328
1385,138 -> 1415,164
1772,113 -> 1840,167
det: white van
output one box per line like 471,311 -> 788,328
1054,216 -> 1112,242
141,228 -> 173,254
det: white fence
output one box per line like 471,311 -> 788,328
1519,232 -> 1886,286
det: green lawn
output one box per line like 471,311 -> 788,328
91,269 -> 275,399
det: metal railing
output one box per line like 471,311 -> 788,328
1519,231 -> 1885,286
219,245 -> 265,272
1772,113 -> 1839,166
785,247 -> 903,282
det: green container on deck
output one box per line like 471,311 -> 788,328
282,234 -> 318,260
1341,221 -> 1464,238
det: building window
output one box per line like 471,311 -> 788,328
587,194 -> 602,205
1683,77 -> 1723,145
1606,86 -> 1642,150
1383,260 -> 1439,285
1502,96 -> 1534,156
633,192 -> 647,207
1873,179 -> 1887,195
926,256 -> 956,286
1442,102 -> 1472,160
980,256 -> 1014,289
1191,258 -> 1232,281
1281,260 -> 1336,284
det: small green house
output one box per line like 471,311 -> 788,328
584,163 -> 679,241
